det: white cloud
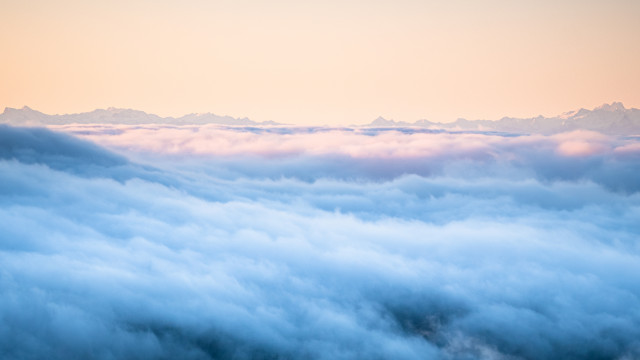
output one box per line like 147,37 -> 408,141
1,125 -> 640,359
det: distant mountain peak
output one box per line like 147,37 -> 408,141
370,116 -> 397,126
3,105 -> 36,113
595,102 -> 626,112
1,106 -> 48,121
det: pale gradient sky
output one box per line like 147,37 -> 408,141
1,0 -> 639,125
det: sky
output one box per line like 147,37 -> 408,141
1,0 -> 639,125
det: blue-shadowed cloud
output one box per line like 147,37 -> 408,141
1,125 -> 640,359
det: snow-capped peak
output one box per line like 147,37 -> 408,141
595,102 -> 626,112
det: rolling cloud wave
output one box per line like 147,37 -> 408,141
1,125 -> 640,359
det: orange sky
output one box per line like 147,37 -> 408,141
1,0 -> 639,125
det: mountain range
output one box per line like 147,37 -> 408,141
0,106 -> 280,126
367,102 -> 640,135
1,103 -> 639,135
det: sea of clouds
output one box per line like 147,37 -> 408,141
1,124 -> 640,360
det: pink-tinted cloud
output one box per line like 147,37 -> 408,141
50,125 -> 630,162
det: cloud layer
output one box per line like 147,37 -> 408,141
1,125 -> 640,360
